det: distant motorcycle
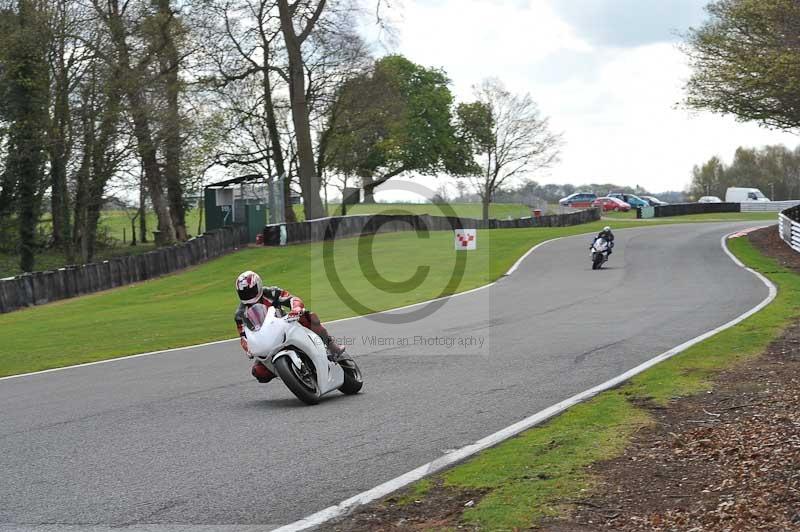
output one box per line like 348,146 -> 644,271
243,304 -> 363,405
591,237 -> 610,270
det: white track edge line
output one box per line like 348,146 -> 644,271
329,236 -> 562,324
269,230 -> 777,532
0,337 -> 237,381
505,237 -> 564,275
0,235 -> 568,381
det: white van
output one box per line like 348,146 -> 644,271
725,187 -> 770,202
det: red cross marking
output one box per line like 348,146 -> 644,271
457,234 -> 475,247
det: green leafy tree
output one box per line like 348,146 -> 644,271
455,101 -> 494,151
689,155 -> 726,199
325,55 -> 470,203
0,7 -> 17,233
688,144 -> 800,201
684,0 -> 800,130
0,0 -> 50,272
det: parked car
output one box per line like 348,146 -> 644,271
559,192 -> 597,208
608,193 -> 649,209
642,195 -> 668,206
593,197 -> 631,212
698,196 -> 723,203
725,187 -> 770,202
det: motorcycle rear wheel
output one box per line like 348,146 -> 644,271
274,355 -> 321,405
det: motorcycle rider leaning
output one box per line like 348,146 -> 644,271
234,270 -> 345,384
595,226 -> 615,254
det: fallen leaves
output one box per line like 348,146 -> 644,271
546,321 -> 800,532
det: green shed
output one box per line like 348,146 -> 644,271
203,174 -> 270,242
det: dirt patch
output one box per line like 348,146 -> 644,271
322,481 -> 486,531
749,224 -> 800,273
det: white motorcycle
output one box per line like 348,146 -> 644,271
243,304 -> 363,405
590,237 -> 610,270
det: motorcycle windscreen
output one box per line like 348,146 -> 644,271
593,238 -> 608,251
244,303 -> 272,332
244,305 -> 284,356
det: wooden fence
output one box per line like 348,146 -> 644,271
0,225 -> 249,314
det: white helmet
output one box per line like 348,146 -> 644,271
235,271 -> 263,304
603,226 -> 611,232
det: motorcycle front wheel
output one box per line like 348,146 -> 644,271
274,355 -> 321,405
338,358 -> 363,395
592,253 -> 603,270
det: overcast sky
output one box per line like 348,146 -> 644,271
366,0 -> 800,199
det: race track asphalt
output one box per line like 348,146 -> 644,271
0,222 -> 770,531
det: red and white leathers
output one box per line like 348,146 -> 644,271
234,286 -> 344,382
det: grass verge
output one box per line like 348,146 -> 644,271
373,236 -> 800,530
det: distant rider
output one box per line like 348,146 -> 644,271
234,270 -> 345,383
595,226 -> 615,255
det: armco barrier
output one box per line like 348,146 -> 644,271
639,202 -> 741,218
262,208 -> 601,246
779,204 -> 800,253
0,225 -> 249,314
741,200 -> 800,212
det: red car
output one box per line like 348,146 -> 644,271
592,197 -> 631,212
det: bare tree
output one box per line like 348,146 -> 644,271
88,0 -> 177,245
197,0 -> 370,221
71,38 -> 130,263
152,0 -> 188,240
458,79 -> 562,221
276,0 -> 327,220
306,6 -> 372,199
195,0 -> 298,222
47,0 -> 76,250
